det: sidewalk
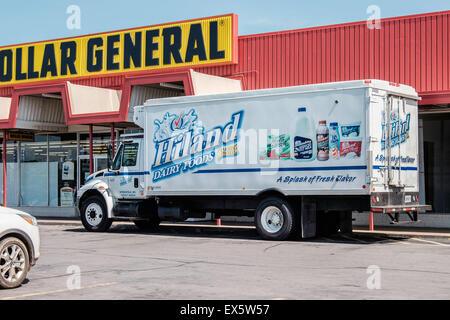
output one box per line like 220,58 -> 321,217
37,217 -> 450,239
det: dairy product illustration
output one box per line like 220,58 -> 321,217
341,122 -> 361,138
260,134 -> 291,160
340,140 -> 362,158
316,120 -> 329,161
292,107 -> 316,161
329,122 -> 340,159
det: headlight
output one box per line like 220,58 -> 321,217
18,213 -> 38,226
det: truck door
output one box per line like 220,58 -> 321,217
371,92 -> 418,191
385,95 -> 417,188
107,140 -> 145,199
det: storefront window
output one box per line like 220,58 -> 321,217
79,133 -> 110,156
0,131 -> 115,207
49,134 -> 77,207
0,140 -> 19,206
79,133 -> 110,186
20,135 -> 48,206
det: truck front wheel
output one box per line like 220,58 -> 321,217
80,196 -> 112,232
255,197 -> 296,241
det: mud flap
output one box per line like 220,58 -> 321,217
301,198 -> 317,239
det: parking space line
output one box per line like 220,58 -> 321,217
0,281 -> 119,300
409,238 -> 450,247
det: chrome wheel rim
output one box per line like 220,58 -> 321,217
261,206 -> 284,233
85,203 -> 103,226
0,244 -> 26,284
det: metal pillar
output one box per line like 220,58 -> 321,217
89,125 -> 93,174
2,130 -> 6,207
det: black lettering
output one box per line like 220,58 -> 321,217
145,29 -> 159,66
60,41 -> 77,76
87,37 -> 103,72
124,32 -> 142,69
209,21 -> 225,60
15,48 -> 27,80
162,27 -> 183,65
185,23 -> 207,63
40,43 -> 58,78
106,34 -> 120,70
27,46 -> 39,79
0,49 -> 12,82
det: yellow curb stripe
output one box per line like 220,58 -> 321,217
0,281 -> 119,300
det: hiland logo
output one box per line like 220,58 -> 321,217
151,109 -> 243,182
381,112 -> 411,151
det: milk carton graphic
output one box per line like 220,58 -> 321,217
316,120 -> 329,161
292,107 -> 316,161
329,122 -> 340,159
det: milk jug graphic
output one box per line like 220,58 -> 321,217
292,107 -> 316,161
329,122 -> 340,159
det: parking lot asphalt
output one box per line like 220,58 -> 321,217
1,222 -> 449,300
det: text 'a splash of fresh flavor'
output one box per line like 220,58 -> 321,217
151,108 -> 243,182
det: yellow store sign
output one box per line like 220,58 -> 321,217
0,14 -> 237,86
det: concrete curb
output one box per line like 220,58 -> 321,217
37,219 -> 82,227
353,229 -> 450,239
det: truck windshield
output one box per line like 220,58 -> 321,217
111,144 -> 123,170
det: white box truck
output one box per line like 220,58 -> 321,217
77,80 -> 431,240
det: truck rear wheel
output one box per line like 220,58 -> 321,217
80,196 -> 112,232
255,197 -> 296,241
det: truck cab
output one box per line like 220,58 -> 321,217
77,134 -> 155,232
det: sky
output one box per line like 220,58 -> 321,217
0,0 -> 448,46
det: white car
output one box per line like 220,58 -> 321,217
0,207 -> 40,289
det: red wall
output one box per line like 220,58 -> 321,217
1,10 -> 449,105
196,10 -> 450,105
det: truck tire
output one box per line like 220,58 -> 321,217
255,197 -> 296,241
0,237 -> 30,289
80,196 -> 112,232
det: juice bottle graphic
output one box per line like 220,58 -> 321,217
316,120 -> 329,161
329,122 -> 340,159
292,107 -> 316,161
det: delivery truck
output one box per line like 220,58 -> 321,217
76,79 -> 431,240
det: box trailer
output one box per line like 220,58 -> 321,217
77,80 -> 431,240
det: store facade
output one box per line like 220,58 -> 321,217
0,11 -> 449,225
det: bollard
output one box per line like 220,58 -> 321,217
369,211 -> 374,231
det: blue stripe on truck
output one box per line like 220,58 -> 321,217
103,171 -> 150,177
193,166 -> 368,174
372,166 -> 418,171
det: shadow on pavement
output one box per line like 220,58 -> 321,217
63,223 -> 410,245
